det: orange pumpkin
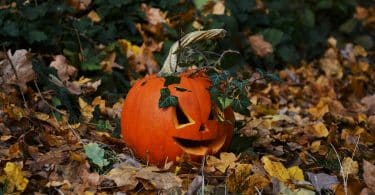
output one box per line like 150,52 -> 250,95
121,72 -> 234,165
120,29 -> 234,165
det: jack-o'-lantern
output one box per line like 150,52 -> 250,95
121,29 -> 234,165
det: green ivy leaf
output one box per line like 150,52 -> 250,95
194,0 -> 210,9
96,120 -> 112,131
209,74 -> 223,86
218,97 -> 233,109
84,143 -> 110,168
28,30 -> 48,43
159,88 -> 178,108
261,28 -> 284,47
231,97 -> 250,116
302,8 -> 315,28
164,75 -> 181,86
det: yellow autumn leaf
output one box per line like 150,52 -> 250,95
312,122 -> 329,137
308,98 -> 329,118
92,96 -> 106,114
87,10 -> 101,23
262,156 -> 290,182
118,39 -> 142,56
79,97 -> 94,122
342,157 -> 359,175
3,162 -> 29,191
287,166 -> 304,181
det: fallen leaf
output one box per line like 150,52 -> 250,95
135,166 -> 182,190
363,160 -> 375,192
50,55 -> 77,81
308,98 -> 330,118
0,49 -> 35,92
141,3 -> 167,25
342,157 -> 359,175
84,143 -> 109,168
79,97 -> 94,122
206,152 -> 237,173
287,166 -> 304,181
307,172 -> 339,192
319,48 -> 343,79
248,35 -> 273,57
278,181 -> 315,195
87,10 -> 101,23
103,163 -> 139,190
3,162 -> 29,192
227,163 -> 252,192
311,122 -> 329,137
245,173 -> 270,194
262,156 -> 290,182
212,1 -> 225,15
118,39 -> 161,73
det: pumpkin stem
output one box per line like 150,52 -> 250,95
158,29 -> 227,77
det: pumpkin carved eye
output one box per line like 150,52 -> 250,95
174,104 -> 194,128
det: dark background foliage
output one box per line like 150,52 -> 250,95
0,0 -> 373,120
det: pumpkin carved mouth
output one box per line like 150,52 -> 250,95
173,132 -> 227,156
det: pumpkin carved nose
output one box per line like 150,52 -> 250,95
199,124 -> 206,131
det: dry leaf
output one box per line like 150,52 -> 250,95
245,173 -> 270,194
308,98 -> 330,118
87,10 -> 101,23
342,157 -> 359,175
79,97 -> 94,122
0,49 -> 35,92
311,122 -> 329,137
206,152 -> 237,173
248,35 -> 273,57
118,39 -> 161,74
104,164 -> 139,190
262,156 -> 290,182
363,160 -> 375,192
307,172 -> 339,192
141,3 -> 167,25
287,166 -> 304,181
135,166 -> 182,190
3,162 -> 29,192
50,55 -> 77,81
320,48 -> 343,79
212,1 -> 225,15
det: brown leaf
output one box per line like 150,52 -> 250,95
87,10 -> 101,23
50,55 -> 77,81
319,48 -> 343,79
141,3 -> 167,25
103,164 -> 139,189
206,152 -> 237,173
135,166 -> 182,190
248,35 -> 273,57
363,160 -> 375,192
0,49 -> 35,92
212,1 -> 225,15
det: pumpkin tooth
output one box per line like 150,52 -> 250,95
173,134 -> 227,156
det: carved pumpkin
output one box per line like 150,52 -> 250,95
121,72 -> 234,165
121,29 -> 234,165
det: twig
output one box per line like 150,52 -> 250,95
330,144 -> 347,195
33,80 -> 66,115
34,80 -> 82,144
3,47 -> 28,109
201,155 -> 206,195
